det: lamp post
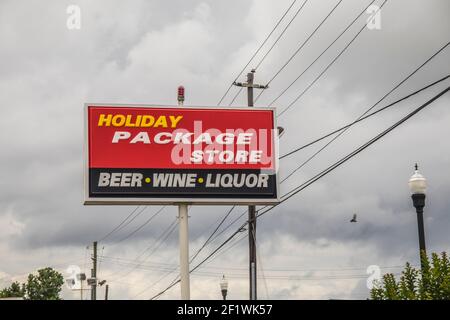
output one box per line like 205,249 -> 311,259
220,275 -> 228,301
408,163 -> 427,269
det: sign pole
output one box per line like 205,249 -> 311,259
178,203 -> 190,300
177,86 -> 190,300
85,86 -> 277,302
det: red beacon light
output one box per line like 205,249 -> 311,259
177,85 -> 185,102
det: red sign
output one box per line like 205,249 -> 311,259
84,104 -> 279,205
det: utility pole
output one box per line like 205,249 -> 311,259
105,284 -> 109,300
91,241 -> 97,300
177,85 -> 190,300
233,70 -> 268,300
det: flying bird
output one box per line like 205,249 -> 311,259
350,214 -> 357,223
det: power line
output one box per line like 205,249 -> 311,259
120,219 -> 178,278
280,41 -> 450,183
132,265 -> 179,299
209,209 -> 248,243
183,74 -> 450,286
217,0 -> 300,105
227,0 -> 310,106
278,0 -> 388,117
201,232 -> 248,266
260,86 -> 450,216
100,218 -> 178,279
217,0 -> 398,261
190,206 -> 236,263
116,206 -> 167,243
255,0 -> 347,102
111,206 -> 149,235
206,76 -> 450,262
63,254 -> 412,274
253,0 -> 310,70
149,86 -> 449,299
149,219 -> 248,300
254,231 -> 270,299
232,87 -> 450,280
279,75 -> 450,160
228,87 -> 244,106
98,206 -> 141,242
262,0 -> 377,105
134,219 -> 178,261
100,220 -> 179,298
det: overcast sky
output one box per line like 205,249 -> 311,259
0,0 -> 449,300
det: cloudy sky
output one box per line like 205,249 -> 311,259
0,0 -> 449,300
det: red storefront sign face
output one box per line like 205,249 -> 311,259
84,104 -> 279,205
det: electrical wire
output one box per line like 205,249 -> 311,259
98,206 -> 141,242
120,219 -> 178,278
260,86 -> 450,217
149,86 -> 450,299
228,87 -> 244,106
254,234 -> 270,299
217,0 -> 301,105
253,0 -> 310,70
207,76 -> 450,257
201,232 -> 248,266
149,220 -> 247,300
280,42 -> 450,183
278,0 -> 388,117
100,218 -> 178,279
209,209 -> 248,243
116,206 -> 167,243
173,74 -> 449,297
85,255 -> 410,273
111,206 -> 149,235
261,0 -> 377,105
254,0 -> 347,102
190,206 -> 236,263
132,265 -> 179,299
227,0 -> 310,106
279,75 -> 450,159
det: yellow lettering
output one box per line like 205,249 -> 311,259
135,115 -> 142,127
97,114 -> 184,128
125,115 -> 135,127
141,115 -> 155,127
169,115 -> 183,128
98,114 -> 112,127
154,116 -> 168,128
112,115 -> 126,127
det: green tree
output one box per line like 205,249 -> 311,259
0,281 -> 25,298
371,252 -> 450,300
24,267 -> 64,300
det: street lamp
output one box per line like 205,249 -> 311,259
220,275 -> 228,300
408,163 -> 427,268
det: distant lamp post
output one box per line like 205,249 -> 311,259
220,275 -> 228,300
408,163 -> 427,268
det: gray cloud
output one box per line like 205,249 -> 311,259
0,0 -> 449,299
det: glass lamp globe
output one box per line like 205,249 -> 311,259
408,164 -> 427,195
220,275 -> 228,291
